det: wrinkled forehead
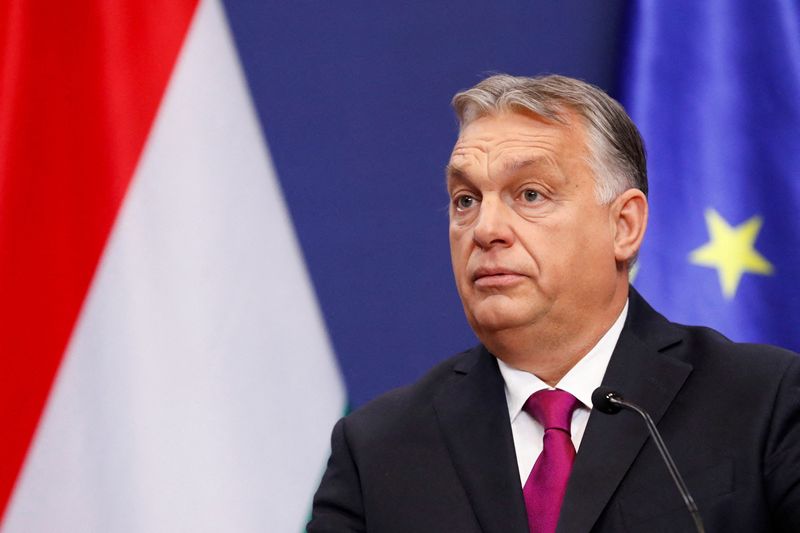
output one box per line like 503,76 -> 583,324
447,110 -> 588,171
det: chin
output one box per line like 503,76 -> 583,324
466,301 -> 533,334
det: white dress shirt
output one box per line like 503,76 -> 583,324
497,301 -> 629,485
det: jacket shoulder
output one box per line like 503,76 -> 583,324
667,321 -> 798,377
339,345 -> 483,441
627,288 -> 798,377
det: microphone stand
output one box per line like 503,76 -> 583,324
592,387 -> 706,533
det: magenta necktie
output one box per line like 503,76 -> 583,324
522,389 -> 580,533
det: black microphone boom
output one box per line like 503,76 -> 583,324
591,387 -> 706,533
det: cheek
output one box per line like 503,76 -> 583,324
567,218 -> 616,270
533,217 -> 608,272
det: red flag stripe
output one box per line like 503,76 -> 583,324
0,0 -> 199,519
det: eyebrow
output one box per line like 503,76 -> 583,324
502,157 -> 548,173
444,164 -> 466,181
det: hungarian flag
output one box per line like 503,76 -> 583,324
0,0 -> 344,530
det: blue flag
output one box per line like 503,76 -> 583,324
623,0 -> 800,351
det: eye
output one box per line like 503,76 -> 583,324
454,195 -> 477,210
521,189 -> 540,202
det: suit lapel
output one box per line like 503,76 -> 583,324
433,346 -> 530,533
556,291 -> 692,533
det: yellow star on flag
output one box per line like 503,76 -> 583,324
689,208 -> 774,299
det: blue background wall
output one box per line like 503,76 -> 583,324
222,1 -> 628,407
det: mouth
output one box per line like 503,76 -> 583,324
472,267 -> 526,288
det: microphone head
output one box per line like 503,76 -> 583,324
592,386 -> 623,414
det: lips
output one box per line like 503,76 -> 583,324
472,267 -> 527,288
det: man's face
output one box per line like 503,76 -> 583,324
447,110 -> 621,341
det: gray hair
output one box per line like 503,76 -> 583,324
451,74 -> 647,203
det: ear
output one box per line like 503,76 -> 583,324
611,188 -> 648,264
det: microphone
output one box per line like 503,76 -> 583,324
591,387 -> 705,533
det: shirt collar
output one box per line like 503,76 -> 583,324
497,300 -> 629,422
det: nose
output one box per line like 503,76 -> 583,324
472,196 -> 514,249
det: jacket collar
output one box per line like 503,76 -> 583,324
556,288 -> 690,533
434,345 -> 531,533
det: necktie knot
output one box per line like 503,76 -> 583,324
523,389 -> 580,433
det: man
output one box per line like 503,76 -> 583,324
307,74 -> 800,532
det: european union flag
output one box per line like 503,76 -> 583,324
623,1 -> 800,351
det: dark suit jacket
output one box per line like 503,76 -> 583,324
308,290 -> 800,532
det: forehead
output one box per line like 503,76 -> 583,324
448,110 -> 586,169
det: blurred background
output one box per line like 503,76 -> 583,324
2,0 -> 798,531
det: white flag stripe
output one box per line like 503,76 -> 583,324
2,0 -> 344,531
